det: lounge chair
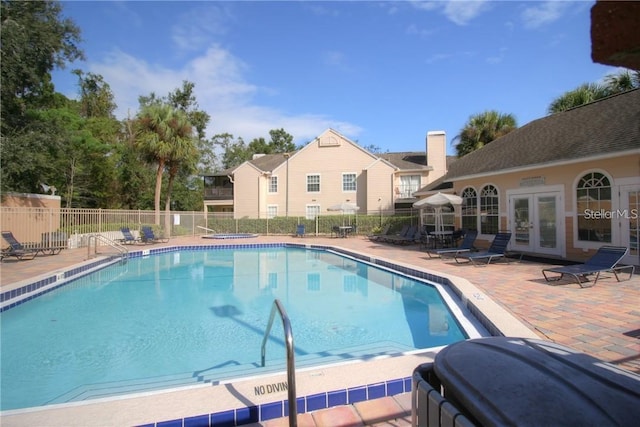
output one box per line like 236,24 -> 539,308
427,229 -> 478,258
296,224 -> 306,237
380,224 -> 411,243
383,225 -> 416,244
388,226 -> 422,245
40,231 -> 67,254
454,232 -> 512,266
542,246 -> 635,288
119,227 -> 140,244
141,226 -> 169,244
1,231 -> 39,260
367,224 -> 391,242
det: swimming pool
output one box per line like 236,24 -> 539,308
1,246 -> 473,412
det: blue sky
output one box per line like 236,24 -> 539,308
52,0 -> 621,154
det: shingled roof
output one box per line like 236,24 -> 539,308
248,152 -> 292,172
437,88 -> 640,184
377,152 -> 430,170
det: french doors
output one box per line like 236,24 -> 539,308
619,185 -> 640,266
509,192 -> 562,256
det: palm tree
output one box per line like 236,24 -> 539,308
454,110 -> 517,157
604,70 -> 640,93
548,71 -> 639,115
164,133 -> 198,232
547,83 -> 609,114
135,104 -> 193,225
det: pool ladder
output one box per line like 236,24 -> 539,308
87,234 -> 129,261
261,299 -> 297,427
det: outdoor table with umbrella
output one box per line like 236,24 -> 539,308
413,192 -> 463,248
327,202 -> 359,237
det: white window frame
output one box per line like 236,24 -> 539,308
266,205 -> 278,219
461,187 -> 478,231
479,184 -> 500,235
307,174 -> 321,193
306,204 -> 320,220
399,175 -> 421,198
342,173 -> 357,192
268,176 -> 278,193
574,169 -> 613,247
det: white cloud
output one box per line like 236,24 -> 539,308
443,1 -> 490,25
171,5 -> 233,52
406,23 -> 436,38
410,0 -> 490,26
521,1 -> 569,29
88,45 -> 362,144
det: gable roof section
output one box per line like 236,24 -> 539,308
248,153 -> 292,173
436,89 -> 640,184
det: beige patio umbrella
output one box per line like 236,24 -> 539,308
413,192 -> 463,233
328,202 -> 359,225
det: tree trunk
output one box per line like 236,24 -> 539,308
154,161 -> 164,225
164,167 -> 177,237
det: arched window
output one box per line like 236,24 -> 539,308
577,172 -> 612,242
461,187 -> 477,231
480,185 -> 499,235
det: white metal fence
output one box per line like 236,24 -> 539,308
0,207 -> 421,249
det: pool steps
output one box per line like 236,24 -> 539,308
47,341 -> 415,405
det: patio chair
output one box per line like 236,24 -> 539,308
426,229 -> 478,258
119,227 -> 140,244
454,232 -> 512,266
296,224 -> 306,238
542,246 -> 635,288
141,226 -> 169,244
331,225 -> 341,238
1,231 -> 39,261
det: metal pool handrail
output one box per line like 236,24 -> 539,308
87,234 -> 128,260
261,299 -> 297,427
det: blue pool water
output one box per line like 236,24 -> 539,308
1,247 -> 467,411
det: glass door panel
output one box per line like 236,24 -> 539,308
622,189 -> 639,265
536,196 -> 557,249
512,196 -> 532,251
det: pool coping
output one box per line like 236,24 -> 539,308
1,242 -> 537,426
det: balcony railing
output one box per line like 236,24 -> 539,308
204,187 -> 234,200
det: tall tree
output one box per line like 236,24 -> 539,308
454,111 -> 517,157
135,104 -> 193,225
1,0 -> 83,130
267,128 -> 296,153
73,70 -> 116,119
1,0 -> 84,194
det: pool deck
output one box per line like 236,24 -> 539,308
1,234 -> 638,426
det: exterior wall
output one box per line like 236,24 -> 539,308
452,153 -> 640,262
365,160 -> 396,212
1,192 -> 61,209
0,193 -> 62,243
232,165 -> 264,218
275,130 -> 383,217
